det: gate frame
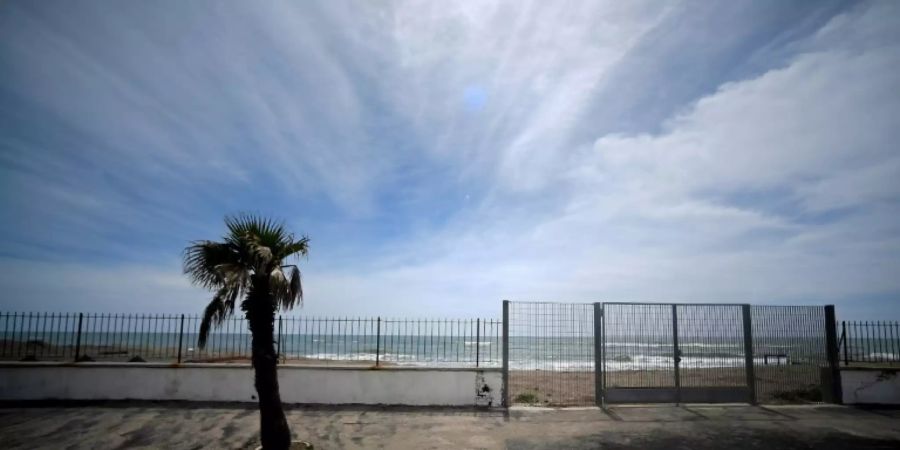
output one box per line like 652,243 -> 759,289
593,302 -> 603,406
502,300 -> 510,407
598,302 -> 756,405
501,300 -> 842,408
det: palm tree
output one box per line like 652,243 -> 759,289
183,214 -> 309,450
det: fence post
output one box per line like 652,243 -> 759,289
841,321 -> 848,366
672,304 -> 681,405
375,317 -> 381,367
476,318 -> 481,368
741,304 -> 757,405
593,302 -> 603,407
824,305 -> 842,404
74,312 -> 84,362
177,314 -> 185,364
502,300 -> 510,407
277,315 -> 283,363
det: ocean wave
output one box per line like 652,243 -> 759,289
605,342 -> 740,348
507,354 -> 787,371
287,351 -> 777,371
867,352 -> 899,359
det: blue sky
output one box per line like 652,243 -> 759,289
1,1 -> 899,320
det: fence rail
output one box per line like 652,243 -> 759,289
839,320 -> 900,365
8,308 -> 899,405
0,312 -> 501,368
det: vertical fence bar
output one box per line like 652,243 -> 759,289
502,300 -> 510,407
15,313 -> 23,358
73,312 -> 84,362
601,302 -> 608,403
888,322 -> 900,362
475,318 -> 481,367
841,321 -> 848,366
593,302 -> 603,406
277,315 -> 283,363
375,317 -> 381,367
672,304 -> 681,405
741,304 -> 757,405
177,314 -> 185,364
2,313 -> 8,358
824,305 -> 842,403
866,320 -> 873,362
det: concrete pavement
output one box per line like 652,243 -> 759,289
1,402 -> 899,449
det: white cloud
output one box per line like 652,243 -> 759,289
306,1 -> 900,315
384,0 -> 672,190
1,1 -> 898,319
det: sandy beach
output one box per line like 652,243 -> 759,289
509,365 -> 827,405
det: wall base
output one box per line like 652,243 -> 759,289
841,367 -> 900,405
0,363 -> 503,408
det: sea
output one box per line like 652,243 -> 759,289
2,330 -> 870,370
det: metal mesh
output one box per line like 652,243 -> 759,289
602,303 -> 674,388
507,302 -> 595,406
675,305 -> 746,388
510,301 -> 835,405
751,306 -> 829,403
602,304 -> 748,396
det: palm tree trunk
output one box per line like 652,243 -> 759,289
247,280 -> 292,449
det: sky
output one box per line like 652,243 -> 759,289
0,1 -> 899,320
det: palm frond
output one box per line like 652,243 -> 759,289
187,214 -> 309,323
183,241 -> 240,289
288,266 -> 303,309
277,236 -> 310,261
269,267 -> 290,305
225,214 -> 287,247
225,214 -> 294,272
198,287 -> 236,348
270,265 -> 303,311
246,239 -> 274,271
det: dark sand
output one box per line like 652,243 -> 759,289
509,365 -> 827,405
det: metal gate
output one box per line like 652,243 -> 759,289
503,301 -> 840,406
601,303 -> 752,404
504,301 -> 597,406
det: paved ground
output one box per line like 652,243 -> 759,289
1,402 -> 899,449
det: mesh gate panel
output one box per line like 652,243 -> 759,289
751,305 -> 829,403
676,304 -> 746,388
507,302 -> 595,406
602,303 -> 675,389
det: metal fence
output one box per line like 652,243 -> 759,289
601,303 -> 753,404
601,303 -> 753,403
839,320 -> 900,365
750,306 -> 832,403
1,305 -> 867,407
502,301 -> 841,406
0,312 -> 501,367
505,302 -> 595,406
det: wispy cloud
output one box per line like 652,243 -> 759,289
0,1 -> 898,319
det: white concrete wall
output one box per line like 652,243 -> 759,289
0,363 -> 503,407
841,368 -> 900,404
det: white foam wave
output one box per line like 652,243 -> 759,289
289,352 -> 780,371
605,342 -> 740,349
867,352 -> 899,359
